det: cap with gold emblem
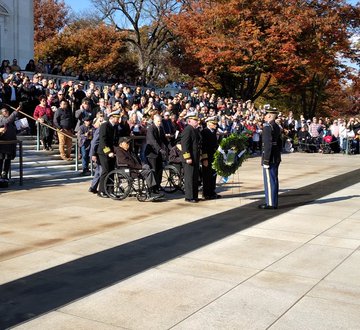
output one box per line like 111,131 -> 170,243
108,110 -> 121,118
184,111 -> 199,121
205,116 -> 218,124
266,108 -> 278,115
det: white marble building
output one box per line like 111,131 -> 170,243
0,0 -> 34,69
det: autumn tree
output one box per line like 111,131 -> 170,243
34,0 -> 69,43
169,0 -> 359,117
91,0 -> 180,84
271,0 -> 360,118
321,73 -> 360,118
36,21 -> 139,81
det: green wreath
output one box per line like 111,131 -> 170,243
212,133 -> 249,177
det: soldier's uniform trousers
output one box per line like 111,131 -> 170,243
183,161 -> 199,201
262,163 -> 279,208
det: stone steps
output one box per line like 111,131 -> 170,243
10,135 -> 84,183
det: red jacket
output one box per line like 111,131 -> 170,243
33,105 -> 53,122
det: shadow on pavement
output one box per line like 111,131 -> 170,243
0,169 -> 359,328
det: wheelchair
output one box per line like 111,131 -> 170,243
161,164 -> 184,193
104,166 -> 154,201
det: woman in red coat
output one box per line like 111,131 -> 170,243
33,95 -> 54,150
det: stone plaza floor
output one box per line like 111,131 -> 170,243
0,152 -> 359,329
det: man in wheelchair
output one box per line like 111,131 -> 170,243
115,137 -> 164,201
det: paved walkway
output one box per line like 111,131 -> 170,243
0,153 -> 359,329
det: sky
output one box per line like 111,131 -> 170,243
64,0 -> 359,13
64,0 -> 92,13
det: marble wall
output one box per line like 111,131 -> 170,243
0,0 -> 34,69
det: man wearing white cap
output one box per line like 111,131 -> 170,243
97,111 -> 120,198
259,108 -> 282,209
181,112 -> 201,203
201,116 -> 221,200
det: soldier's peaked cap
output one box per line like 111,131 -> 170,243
108,110 -> 121,118
266,108 -> 278,115
184,111 -> 199,120
205,116 -> 218,124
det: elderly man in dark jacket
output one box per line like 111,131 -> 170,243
145,114 -> 168,192
115,137 -> 162,201
0,106 -> 20,183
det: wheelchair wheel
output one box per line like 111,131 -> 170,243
104,170 -> 132,200
161,165 -> 182,193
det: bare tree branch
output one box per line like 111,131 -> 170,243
91,0 -> 181,83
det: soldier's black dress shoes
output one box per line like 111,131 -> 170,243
185,198 -> 199,203
204,194 -> 222,200
97,192 -> 109,198
88,187 -> 97,194
258,204 -> 277,209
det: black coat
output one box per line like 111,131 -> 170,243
2,84 -> 19,105
201,127 -> 218,163
181,124 -> 201,163
261,120 -> 282,166
0,111 -> 18,158
161,119 -> 176,135
53,108 -> 73,130
98,121 -> 118,156
145,124 -> 168,159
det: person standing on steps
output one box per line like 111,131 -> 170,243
53,100 -> 74,161
0,106 -> 21,185
33,95 -> 54,151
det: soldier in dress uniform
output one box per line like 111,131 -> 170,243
259,107 -> 282,209
201,116 -> 221,200
97,110 -> 120,198
181,111 -> 202,203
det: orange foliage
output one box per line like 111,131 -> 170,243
36,22 -> 139,79
169,0 -> 358,107
34,0 -> 69,43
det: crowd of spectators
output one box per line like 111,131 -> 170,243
22,58 -> 130,84
0,57 -> 359,180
